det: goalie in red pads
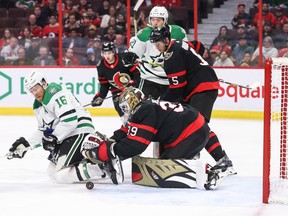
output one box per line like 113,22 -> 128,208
81,87 -> 230,189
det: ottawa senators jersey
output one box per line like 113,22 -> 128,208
113,99 -> 206,159
96,53 -> 140,98
162,40 -> 220,103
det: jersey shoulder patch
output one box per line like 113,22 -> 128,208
43,83 -> 62,105
137,27 -> 153,42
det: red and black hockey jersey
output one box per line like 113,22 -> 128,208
162,40 -> 220,103
96,53 -> 140,98
112,99 -> 207,159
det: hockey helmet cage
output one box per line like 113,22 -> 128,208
189,40 -> 205,57
24,71 -> 47,92
150,25 -> 171,43
119,87 -> 144,117
101,42 -> 117,54
149,6 -> 169,25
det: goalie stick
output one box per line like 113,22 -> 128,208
218,79 -> 261,90
1,143 -> 42,159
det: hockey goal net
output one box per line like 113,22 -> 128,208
263,58 -> 288,204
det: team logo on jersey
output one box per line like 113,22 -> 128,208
164,51 -> 173,61
150,53 -> 165,68
112,72 -> 131,88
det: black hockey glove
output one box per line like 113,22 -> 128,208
42,131 -> 58,152
81,133 -> 116,163
8,137 -> 30,159
122,51 -> 138,66
91,93 -> 104,107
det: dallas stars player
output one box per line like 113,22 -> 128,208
122,6 -> 188,99
7,71 -> 123,184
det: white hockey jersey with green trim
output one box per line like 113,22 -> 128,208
27,83 -> 95,146
128,25 -> 188,85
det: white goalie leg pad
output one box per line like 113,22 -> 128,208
132,156 -> 207,189
47,157 -> 105,184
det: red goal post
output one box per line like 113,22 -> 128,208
263,58 -> 288,204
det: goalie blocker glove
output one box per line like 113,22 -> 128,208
8,137 -> 30,159
91,93 -> 104,107
122,51 -> 138,66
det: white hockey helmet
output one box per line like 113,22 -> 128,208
149,6 -> 169,25
24,70 -> 47,92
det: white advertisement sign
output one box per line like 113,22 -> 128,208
0,67 -> 264,112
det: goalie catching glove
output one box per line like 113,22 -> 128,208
81,133 -> 116,163
8,137 -> 30,159
91,93 -> 104,107
122,51 -> 138,66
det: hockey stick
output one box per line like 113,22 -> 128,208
1,143 -> 42,159
133,0 -> 145,35
83,94 -> 116,108
218,79 -> 261,90
136,58 -> 163,67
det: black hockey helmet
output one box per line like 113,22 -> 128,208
101,42 -> 116,53
150,25 -> 171,43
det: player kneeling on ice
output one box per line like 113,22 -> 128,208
7,71 -> 123,185
81,86 -> 229,189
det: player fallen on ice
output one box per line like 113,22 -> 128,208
81,87 -> 230,189
7,71 -> 123,185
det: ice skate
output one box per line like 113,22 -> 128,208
204,165 -> 228,190
211,151 -> 237,176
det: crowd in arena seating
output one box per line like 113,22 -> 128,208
0,0 -> 287,67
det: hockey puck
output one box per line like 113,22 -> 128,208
86,181 -> 94,190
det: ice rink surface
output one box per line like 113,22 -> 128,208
1,116 -> 288,216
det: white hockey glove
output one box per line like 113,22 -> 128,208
8,137 -> 30,159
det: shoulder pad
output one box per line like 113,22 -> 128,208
137,27 -> 153,42
170,25 -> 187,40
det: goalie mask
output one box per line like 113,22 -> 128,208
119,87 -> 144,118
24,71 -> 47,92
149,6 -> 169,25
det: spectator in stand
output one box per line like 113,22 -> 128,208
273,21 -> 288,49
58,48 -> 80,66
210,25 -> 232,49
239,52 -> 257,67
91,37 -> 102,62
203,47 -> 214,66
42,14 -> 59,38
76,0 -> 92,16
18,27 -> 32,48
84,24 -> 101,43
231,3 -> 252,30
116,13 -> 126,34
28,14 -> 43,38
116,0 -> 127,15
34,5 -> 49,28
33,45 -> 55,66
41,0 -> 57,18
262,20 -> 276,38
230,34 -> 255,66
80,12 -> 93,32
277,41 -> 288,57
252,3 -> 276,29
100,5 -> 117,29
209,49 -> 218,65
26,37 -> 41,60
153,0 -> 181,6
1,28 -> 13,46
63,13 -> 82,37
101,25 -> 117,42
213,49 -> 234,67
114,34 -> 127,53
272,6 -> 288,31
80,47 -> 98,65
97,0 -> 110,17
63,0 -> 74,20
0,37 -> 20,65
13,47 -> 33,65
251,36 -> 278,65
137,10 -> 148,31
63,29 -> 85,48
87,7 -> 101,28
210,35 -> 232,57
102,17 -> 123,35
